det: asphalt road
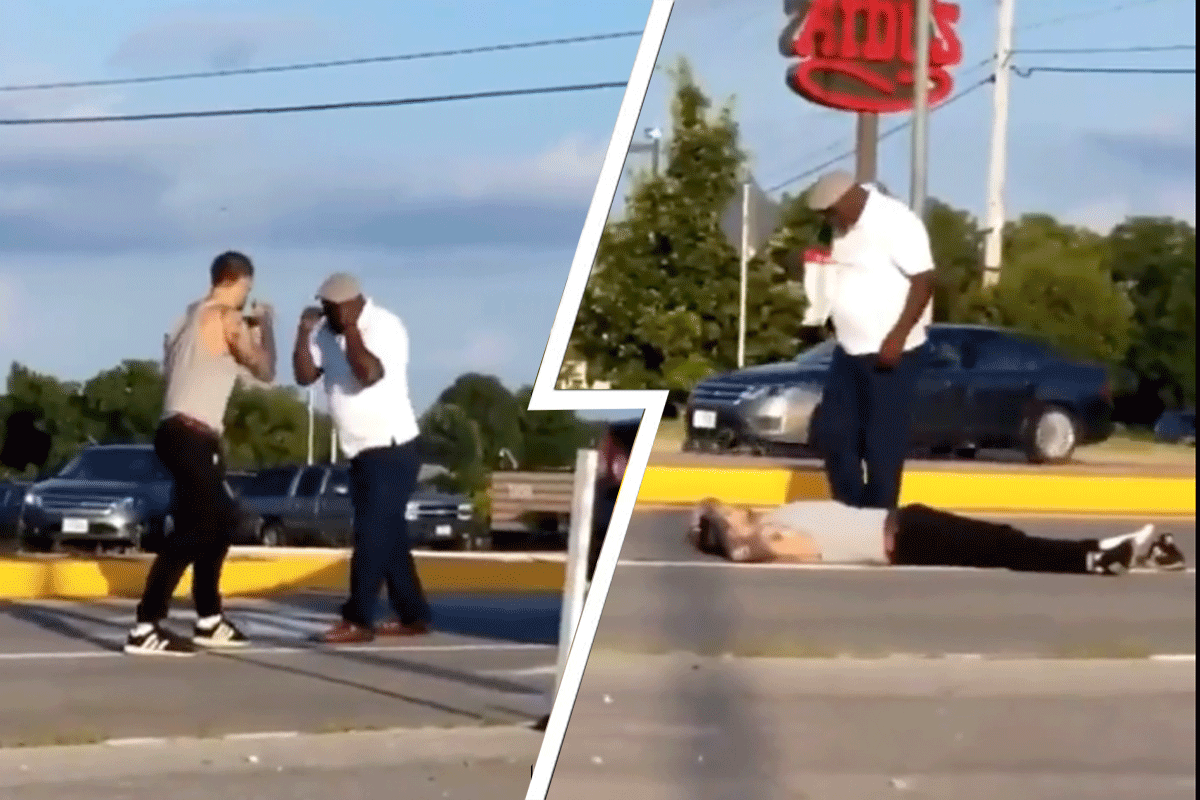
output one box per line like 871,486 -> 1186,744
590,511 -> 1197,657
551,654 -> 1196,800
0,592 -> 560,746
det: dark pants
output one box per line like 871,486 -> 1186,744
893,504 -> 1097,573
819,343 -> 927,508
136,416 -> 238,623
340,438 -> 430,628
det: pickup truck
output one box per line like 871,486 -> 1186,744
488,469 -> 576,549
237,463 -> 480,549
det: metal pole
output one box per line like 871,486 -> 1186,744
910,0 -> 932,216
983,0 -> 1016,287
737,181 -> 750,369
306,388 -> 314,466
330,426 -> 338,464
855,113 -> 878,183
651,139 -> 660,176
553,448 -> 598,701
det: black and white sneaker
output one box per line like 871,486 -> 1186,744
1087,538 -> 1135,576
193,615 -> 250,649
1144,532 -> 1187,572
124,624 -> 197,657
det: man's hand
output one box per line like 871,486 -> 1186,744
298,306 -> 324,334
246,301 -> 274,325
877,329 -> 906,371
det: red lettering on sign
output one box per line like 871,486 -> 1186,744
783,0 -> 964,115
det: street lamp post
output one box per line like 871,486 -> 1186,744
628,126 -> 662,175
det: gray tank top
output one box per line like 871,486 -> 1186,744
161,299 -> 242,434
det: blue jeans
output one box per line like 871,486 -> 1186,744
341,438 -> 430,628
817,343 -> 928,509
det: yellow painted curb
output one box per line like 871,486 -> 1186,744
0,552 -> 566,601
638,465 -> 1197,516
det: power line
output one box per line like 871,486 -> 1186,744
766,76 -> 994,194
1015,65 -> 1196,75
1020,0 -> 1184,33
0,30 -> 643,93
1013,43 -> 1195,54
0,81 -> 627,126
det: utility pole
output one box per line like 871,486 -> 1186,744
629,126 -> 662,176
305,387 -> 315,465
910,0 -> 932,217
983,0 -> 1017,287
737,181 -> 750,369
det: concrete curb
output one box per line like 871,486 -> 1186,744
638,464 -> 1197,515
0,551 -> 566,600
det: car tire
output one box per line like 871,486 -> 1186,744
1025,405 -> 1079,464
259,521 -> 284,547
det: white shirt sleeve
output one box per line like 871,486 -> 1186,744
890,209 -> 936,276
362,312 -> 408,379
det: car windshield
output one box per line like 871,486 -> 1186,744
240,469 -> 296,497
55,448 -> 169,483
793,339 -> 837,364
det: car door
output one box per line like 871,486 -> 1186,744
282,467 -> 325,541
963,332 -> 1043,446
316,467 -> 354,546
911,329 -> 969,450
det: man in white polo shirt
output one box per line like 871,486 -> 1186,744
292,272 -> 430,644
805,170 -> 935,509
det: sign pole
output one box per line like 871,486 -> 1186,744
737,181 -> 750,369
553,448 -> 598,702
910,0 -> 933,216
855,113 -> 879,183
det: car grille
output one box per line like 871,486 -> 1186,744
37,492 -> 119,514
691,383 -> 751,405
414,503 -> 458,519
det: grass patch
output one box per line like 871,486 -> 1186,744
2,728 -> 106,748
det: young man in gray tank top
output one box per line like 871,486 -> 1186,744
690,499 -> 1185,575
125,252 -> 277,656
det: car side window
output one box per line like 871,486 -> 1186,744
295,467 -> 325,498
972,335 -> 1046,371
324,468 -> 350,496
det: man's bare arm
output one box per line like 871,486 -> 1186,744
889,271 -> 935,341
342,325 -> 384,387
292,329 -> 323,386
222,309 -> 276,383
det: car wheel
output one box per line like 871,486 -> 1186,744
259,522 -> 284,547
1026,406 -> 1079,464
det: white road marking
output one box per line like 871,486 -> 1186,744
0,642 -> 553,662
617,559 -> 1197,575
478,664 -> 557,677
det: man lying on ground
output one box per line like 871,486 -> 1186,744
688,499 -> 1187,575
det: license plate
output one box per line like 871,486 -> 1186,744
692,409 -> 717,429
61,518 -> 89,534
435,524 -> 452,537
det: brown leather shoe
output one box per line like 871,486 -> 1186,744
315,620 -> 375,644
375,619 -> 431,637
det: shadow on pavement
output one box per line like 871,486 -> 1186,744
660,531 -> 779,799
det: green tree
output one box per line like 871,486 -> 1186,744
515,385 -> 600,470
925,199 -> 985,322
418,401 -> 485,494
570,59 -> 807,392
79,360 -> 164,444
959,215 -> 1133,367
436,373 -> 526,471
223,384 -> 310,469
1104,216 -> 1196,414
0,364 -> 90,475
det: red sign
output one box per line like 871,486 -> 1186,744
781,0 -> 964,114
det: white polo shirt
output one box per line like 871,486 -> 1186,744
826,188 -> 934,356
309,298 -> 420,459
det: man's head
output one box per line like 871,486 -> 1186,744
209,251 -> 254,309
316,272 -> 365,334
806,170 -> 868,233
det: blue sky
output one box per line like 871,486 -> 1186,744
621,0 -> 1195,229
0,0 -> 651,414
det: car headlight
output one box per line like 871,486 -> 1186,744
23,492 -> 42,508
739,385 -> 783,403
457,503 -> 473,521
405,502 -> 419,521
